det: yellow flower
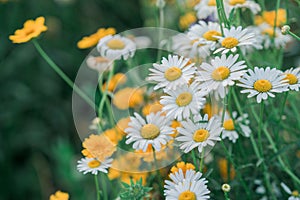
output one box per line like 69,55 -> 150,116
104,128 -> 124,145
9,16 -> 47,43
170,161 -> 195,175
77,27 -> 116,49
186,0 -> 201,8
102,73 -> 127,92
262,9 -> 286,27
170,120 -> 181,138
135,144 -> 168,162
49,190 -> 69,200
116,117 -> 131,135
82,134 -> 116,162
113,87 -> 144,110
218,158 -> 236,181
179,12 -> 197,30
142,101 -> 163,116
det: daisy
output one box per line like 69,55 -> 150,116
194,0 -> 218,20
164,178 -> 210,200
77,157 -> 113,175
164,169 -> 205,193
188,20 -> 222,50
221,111 -> 251,143
176,114 -> 222,153
172,33 -> 195,58
86,56 -> 112,73
125,111 -> 173,152
224,0 -> 261,15
97,34 -> 136,60
281,182 -> 300,200
284,68 -> 300,91
148,55 -> 196,91
214,26 -> 262,54
196,54 -> 247,98
237,67 -> 289,103
160,82 -> 206,121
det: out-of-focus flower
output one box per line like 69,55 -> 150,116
49,190 -> 69,200
9,16 -> 47,43
112,87 -> 144,110
142,101 -> 163,116
77,157 -> 113,175
82,134 -> 116,162
225,0 -> 261,15
170,162 -> 195,175
97,34 -> 136,60
102,73 -> 127,92
262,9 -> 286,27
77,27 -> 116,49
218,158 -> 236,181
179,12 -> 197,30
86,56 -> 113,73
194,0 -> 218,20
115,117 -> 131,135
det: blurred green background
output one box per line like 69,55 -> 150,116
0,0 -> 143,199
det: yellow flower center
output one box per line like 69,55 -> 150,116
292,190 -> 299,197
88,160 -> 101,168
221,37 -> 239,49
229,0 -> 246,5
253,79 -> 272,92
212,66 -> 230,81
141,124 -> 160,139
262,28 -> 276,37
203,30 -> 222,41
176,92 -> 193,107
223,119 -> 235,131
178,190 -> 197,200
207,0 -> 216,6
285,73 -> 298,85
164,67 -> 182,81
193,129 -> 210,142
106,39 -> 125,50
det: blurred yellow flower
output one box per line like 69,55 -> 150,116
116,117 -> 131,135
218,158 -> 236,181
142,101 -> 163,116
102,73 -> 127,92
262,9 -> 286,27
179,12 -> 197,30
170,120 -> 181,137
77,27 -> 116,49
9,16 -> 47,43
104,128 -> 124,145
170,161 -> 195,175
49,190 -> 69,200
82,134 -> 116,162
113,87 -> 144,110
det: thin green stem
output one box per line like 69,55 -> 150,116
94,175 -> 101,200
101,173 -> 108,200
199,150 -> 205,172
192,149 -> 199,171
152,148 -> 164,194
32,40 -> 95,108
258,102 -> 264,155
273,0 -> 281,39
224,191 -> 230,200
156,6 -> 164,62
286,30 -> 300,41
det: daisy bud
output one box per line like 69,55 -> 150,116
281,25 -> 290,35
156,0 -> 165,8
222,183 -> 231,192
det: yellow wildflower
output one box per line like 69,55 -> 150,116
77,27 -> 116,49
142,101 -> 163,116
102,73 -> 127,92
9,16 -> 47,43
116,117 -> 131,135
218,158 -> 236,181
170,161 -> 195,175
104,128 -> 124,145
179,12 -> 197,30
113,87 -> 144,110
49,190 -> 69,200
262,9 -> 286,27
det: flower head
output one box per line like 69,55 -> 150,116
49,190 -> 69,200
9,16 -> 47,43
77,28 -> 116,49
77,157 -> 112,175
225,0 -> 261,15
112,87 -> 144,110
284,68 -> 300,91
176,114 -> 222,153
237,67 -> 289,103
125,112 -> 174,152
281,182 -> 300,200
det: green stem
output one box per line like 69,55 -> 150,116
286,30 -> 300,41
94,175 -> 101,200
101,173 -> 108,200
199,150 -> 205,172
258,102 -> 264,155
156,5 -> 164,62
152,148 -> 164,194
273,0 -> 281,39
32,40 -> 95,108
224,192 -> 230,200
192,149 -> 199,171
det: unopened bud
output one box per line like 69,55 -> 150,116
156,0 -> 165,9
281,25 -> 290,35
222,183 -> 231,192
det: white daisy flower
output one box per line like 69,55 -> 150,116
257,23 -> 292,49
237,67 -> 289,103
188,20 -> 222,50
125,111 -> 173,152
148,55 -> 196,91
97,34 -> 136,60
172,33 -> 195,58
86,56 -> 112,73
164,177 -> 210,200
224,0 -> 261,15
214,26 -> 262,54
194,0 -> 218,20
77,157 -> 113,175
281,182 -> 300,200
160,82 -> 206,121
196,54 -> 247,98
284,68 -> 300,91
176,115 -> 222,153
165,169 -> 204,192
221,111 -> 251,143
